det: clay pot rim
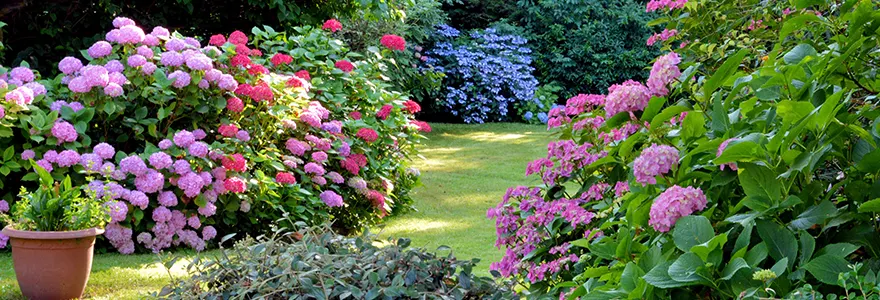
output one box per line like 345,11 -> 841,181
1,226 -> 104,240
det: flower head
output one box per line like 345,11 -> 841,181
52,121 -> 78,143
335,60 -> 354,73
649,186 -> 707,232
59,57 -> 83,74
356,128 -> 378,143
605,80 -> 651,117
633,144 -> 679,186
275,172 -> 296,184
380,34 -> 406,51
646,52 -> 681,97
320,191 -> 344,207
88,41 -> 113,58
322,19 -> 342,32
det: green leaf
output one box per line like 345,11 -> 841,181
672,215 -> 714,252
620,263 -> 646,292
790,200 -> 838,230
703,49 -> 748,98
804,255 -> 850,285
780,14 -> 820,41
714,141 -> 762,164
783,44 -> 818,65
814,243 -> 859,258
2,146 -> 13,161
738,164 -> 781,204
690,233 -> 728,262
756,220 -> 798,269
721,258 -> 749,280
668,253 -> 705,283
745,243 -> 769,266
681,112 -> 707,141
31,160 -> 53,186
643,262 -> 693,288
640,96 -> 667,122
770,257 -> 789,277
650,106 -> 690,131
799,232 -> 816,267
858,198 -> 880,213
777,100 -> 816,126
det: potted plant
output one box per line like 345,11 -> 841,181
0,162 -> 109,299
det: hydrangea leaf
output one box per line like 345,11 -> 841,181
672,215 -> 714,252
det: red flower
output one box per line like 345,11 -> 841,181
271,53 -> 293,66
286,77 -> 304,88
340,157 -> 360,174
247,64 -> 268,75
223,177 -> 246,193
322,19 -> 342,32
250,49 -> 263,57
228,30 -> 248,45
234,44 -> 250,56
367,190 -> 386,208
209,34 -> 226,46
350,153 -> 368,167
234,83 -> 253,97
356,128 -> 378,143
250,82 -> 274,102
275,172 -> 297,184
403,100 -> 421,114
230,54 -> 251,67
226,97 -> 244,113
295,70 -> 311,81
380,34 -> 406,51
349,111 -> 362,120
219,124 -> 239,137
377,104 -> 393,120
221,154 -> 247,172
411,120 -> 432,133
335,60 -> 354,73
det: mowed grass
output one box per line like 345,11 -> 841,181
0,249 -> 219,299
379,123 -> 553,276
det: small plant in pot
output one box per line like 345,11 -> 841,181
0,162 -> 109,300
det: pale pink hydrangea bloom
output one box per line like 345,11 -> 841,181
633,144 -> 679,186
648,185 -> 707,232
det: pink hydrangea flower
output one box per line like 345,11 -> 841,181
158,191 -> 178,207
59,57 -> 83,74
209,34 -> 226,46
646,52 -> 681,97
356,128 -> 378,143
275,172 -> 296,184
228,30 -> 248,45
633,144 -> 679,186
88,41 -> 113,58
647,29 -> 678,46
605,80 -> 650,117
52,121 -> 78,143
223,177 -> 246,193
320,190 -> 344,207
646,0 -> 687,12
649,185 -> 707,232
377,104 -> 393,120
168,70 -> 191,88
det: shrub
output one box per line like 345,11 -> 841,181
489,0 -> 880,298
156,224 -> 513,299
0,17 -> 427,253
427,25 -> 538,123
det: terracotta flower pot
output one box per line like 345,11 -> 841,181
1,226 -> 104,300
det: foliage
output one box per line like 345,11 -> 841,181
787,263 -> 880,299
0,0 -> 399,74
513,0 -> 658,98
336,0 -> 447,110
427,25 -> 538,123
1,163 -> 108,232
156,224 -> 513,299
0,17 -> 427,253
488,0 -> 880,298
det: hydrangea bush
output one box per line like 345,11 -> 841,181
426,25 -> 539,123
489,0 -> 880,298
0,17 -> 427,252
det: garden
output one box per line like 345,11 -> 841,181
0,0 -> 878,298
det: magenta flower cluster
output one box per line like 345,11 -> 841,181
633,144 -> 680,186
648,185 -> 707,232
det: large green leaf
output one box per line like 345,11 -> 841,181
721,258 -> 750,280
681,112 -> 707,141
777,100 -> 816,126
756,220 -> 797,269
738,164 -> 781,204
672,215 -> 714,252
668,253 -> 705,283
703,49 -> 748,98
715,141 -> 763,165
804,255 -> 850,285
643,262 -> 693,288
783,44 -> 818,65
858,198 -> 880,213
790,200 -> 838,230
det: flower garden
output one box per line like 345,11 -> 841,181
0,0 -> 879,298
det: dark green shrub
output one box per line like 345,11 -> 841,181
157,225 -> 513,299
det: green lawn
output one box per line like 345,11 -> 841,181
0,250 -> 218,300
380,123 -> 554,276
0,122 -> 552,298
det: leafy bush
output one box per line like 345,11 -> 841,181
518,83 -> 562,124
515,0 -> 657,98
489,0 -> 880,298
0,17 -> 428,253
427,25 -> 538,123
157,224 -> 513,299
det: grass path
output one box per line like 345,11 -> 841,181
380,123 -> 553,275
0,250 -> 216,299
